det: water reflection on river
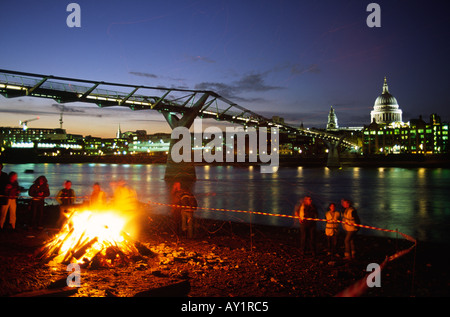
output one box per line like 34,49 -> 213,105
5,163 -> 450,243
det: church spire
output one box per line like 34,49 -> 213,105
326,105 -> 339,131
382,76 -> 389,94
116,123 -> 122,138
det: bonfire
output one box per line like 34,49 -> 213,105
37,208 -> 154,268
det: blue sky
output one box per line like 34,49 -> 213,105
1,0 -> 449,137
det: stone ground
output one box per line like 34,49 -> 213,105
0,212 -> 448,298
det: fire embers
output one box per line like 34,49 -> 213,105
36,209 -> 155,268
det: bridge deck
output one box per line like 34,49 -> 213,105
0,69 -> 357,148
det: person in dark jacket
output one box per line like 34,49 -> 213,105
28,175 -> 50,230
0,163 -> 9,207
294,196 -> 319,256
55,180 -> 76,228
0,172 -> 24,230
171,182 -> 198,238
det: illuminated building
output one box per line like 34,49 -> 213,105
0,127 -> 82,156
35,138 -> 84,157
83,136 -> 128,156
362,114 -> 449,155
370,77 -> 403,124
128,133 -> 171,154
120,130 -> 171,154
363,77 -> 449,155
0,127 -> 67,148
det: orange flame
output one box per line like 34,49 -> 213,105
45,208 -> 135,265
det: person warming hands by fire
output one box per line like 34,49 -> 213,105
0,172 -> 25,231
28,175 -> 50,230
110,179 -> 138,213
171,182 -> 198,238
90,182 -> 107,210
55,180 -> 76,228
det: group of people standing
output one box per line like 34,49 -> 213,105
2,163 -> 361,261
0,163 -> 126,231
0,163 -> 77,231
294,195 -> 360,260
167,181 -> 361,257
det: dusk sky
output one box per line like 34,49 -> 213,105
1,0 -> 449,138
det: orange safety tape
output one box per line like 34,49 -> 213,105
334,257 -> 388,297
149,200 -> 417,297
147,200 -> 414,238
335,241 -> 417,297
149,200 -> 298,219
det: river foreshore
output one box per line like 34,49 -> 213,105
0,212 -> 448,298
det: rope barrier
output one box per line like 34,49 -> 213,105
147,200 -> 416,240
335,239 -> 417,297
148,200 -> 418,297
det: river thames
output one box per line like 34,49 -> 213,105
4,163 -> 450,244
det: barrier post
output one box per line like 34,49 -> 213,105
249,212 -> 253,252
396,228 -> 399,253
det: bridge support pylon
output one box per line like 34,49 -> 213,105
324,137 -> 344,168
161,93 -> 210,181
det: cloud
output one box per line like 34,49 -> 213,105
235,73 -> 282,92
129,71 -> 158,79
0,107 -> 56,116
195,72 -> 283,101
194,61 -> 321,102
51,104 -> 85,113
258,109 -> 325,123
128,118 -> 166,123
129,71 -> 187,86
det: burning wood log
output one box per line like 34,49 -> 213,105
37,208 -> 157,268
73,237 -> 99,260
37,227 -> 75,263
134,241 -> 156,258
120,230 -> 157,258
89,250 -> 107,269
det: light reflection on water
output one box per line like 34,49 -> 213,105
5,163 -> 450,243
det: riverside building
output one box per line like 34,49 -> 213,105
363,78 -> 449,155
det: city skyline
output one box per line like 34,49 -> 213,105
1,0 -> 449,138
